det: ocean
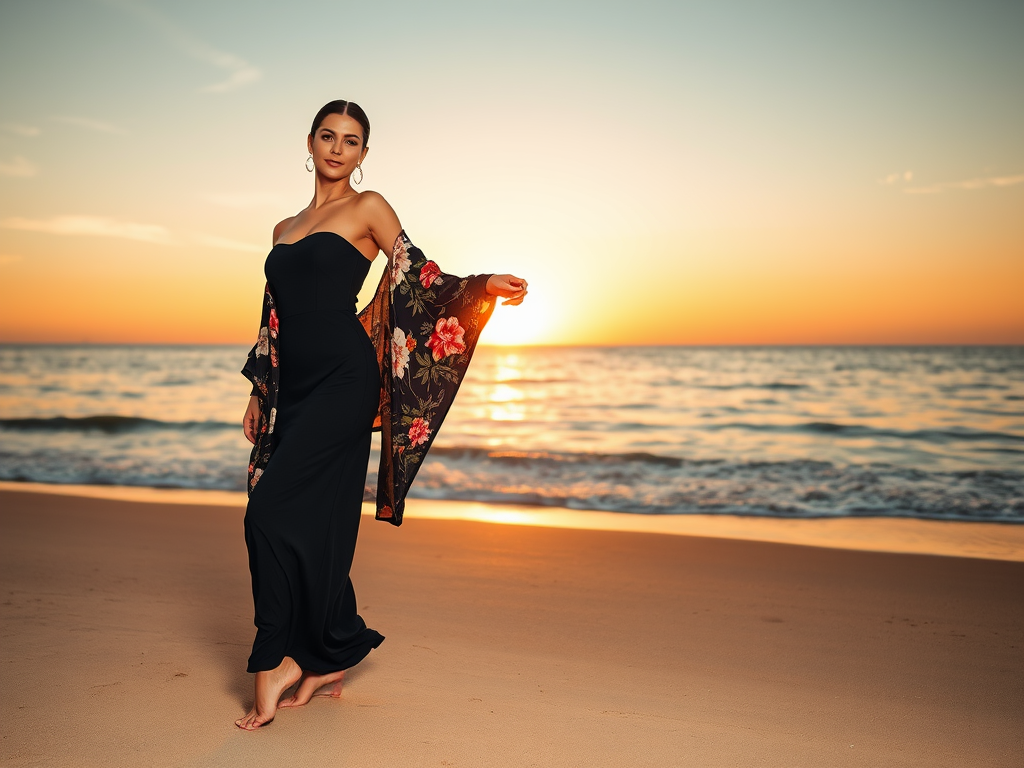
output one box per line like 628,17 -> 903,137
1,344 -> 1021,522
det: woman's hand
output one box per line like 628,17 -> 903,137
485,274 -> 528,306
242,395 -> 260,445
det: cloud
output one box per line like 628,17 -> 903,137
904,174 -> 1024,195
99,0 -> 261,93
0,215 -> 171,244
1,123 -> 40,137
0,214 -> 268,252
878,170 -> 913,185
201,191 -> 290,210
0,254 -> 24,265
0,156 -> 37,177
51,116 -> 128,136
191,232 -> 265,253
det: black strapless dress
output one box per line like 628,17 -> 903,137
242,231 -> 384,674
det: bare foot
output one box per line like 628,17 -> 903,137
234,656 -> 302,730
278,669 -> 345,708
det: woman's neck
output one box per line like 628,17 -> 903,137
311,177 -> 357,209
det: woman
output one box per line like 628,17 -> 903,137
235,100 -> 527,730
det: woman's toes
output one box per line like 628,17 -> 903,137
235,706 -> 264,730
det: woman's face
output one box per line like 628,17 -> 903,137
306,112 -> 368,181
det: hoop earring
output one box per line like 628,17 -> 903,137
305,154 -> 314,172
352,164 -> 363,185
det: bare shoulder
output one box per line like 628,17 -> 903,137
354,190 -> 395,215
272,215 -> 297,244
357,191 -> 401,230
357,191 -> 403,254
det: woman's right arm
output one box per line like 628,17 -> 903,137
242,396 -> 260,444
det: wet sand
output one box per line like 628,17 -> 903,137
1,487 -> 1022,767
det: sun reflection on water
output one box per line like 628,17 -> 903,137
495,359 -> 523,382
481,354 -> 528,421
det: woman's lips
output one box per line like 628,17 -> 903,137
325,160 -> 341,167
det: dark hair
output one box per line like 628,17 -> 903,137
310,100 -> 370,147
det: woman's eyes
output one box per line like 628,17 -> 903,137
321,134 -> 356,147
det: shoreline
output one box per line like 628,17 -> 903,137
3,479 -> 1023,562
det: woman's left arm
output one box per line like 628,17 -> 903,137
363,190 -> 404,259
363,192 -> 528,304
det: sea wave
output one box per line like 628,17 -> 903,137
5,441 -> 1020,522
429,446 -> 691,468
398,448 -> 1024,521
703,421 -> 1024,444
653,381 -> 809,390
0,415 -> 236,433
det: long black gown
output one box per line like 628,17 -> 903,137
242,231 -> 384,674
240,228 -> 496,676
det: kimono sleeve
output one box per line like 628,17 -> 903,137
371,230 -> 496,526
239,282 -> 280,494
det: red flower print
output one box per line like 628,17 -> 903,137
405,336 -> 417,351
419,260 -> 442,288
271,346 -> 278,368
426,316 -> 466,361
379,505 -> 394,519
268,308 -> 279,338
408,417 -> 432,447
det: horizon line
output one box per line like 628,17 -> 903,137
1,341 -> 1022,349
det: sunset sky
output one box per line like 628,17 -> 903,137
0,0 -> 1021,345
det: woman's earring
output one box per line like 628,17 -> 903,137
305,154 -> 315,172
352,164 -> 363,185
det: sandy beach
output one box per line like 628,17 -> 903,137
2,486 -> 1022,767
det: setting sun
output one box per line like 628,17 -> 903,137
480,295 -> 553,346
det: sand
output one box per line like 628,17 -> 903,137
1,487 -> 1022,767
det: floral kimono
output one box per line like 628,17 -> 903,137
241,230 -> 494,526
